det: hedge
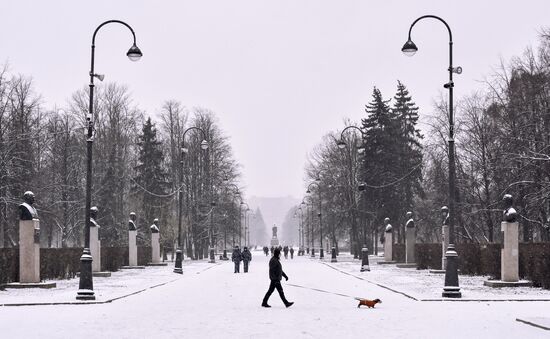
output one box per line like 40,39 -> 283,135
0,246 -> 152,285
393,242 -> 550,289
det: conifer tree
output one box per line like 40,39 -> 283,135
134,117 -> 168,226
392,81 -> 424,213
361,87 -> 402,241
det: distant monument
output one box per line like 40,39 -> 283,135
270,224 -> 279,246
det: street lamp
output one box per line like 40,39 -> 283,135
77,20 -> 142,301
307,181 -> 324,259
402,15 -> 462,298
337,125 -> 367,258
174,126 -> 208,274
240,201 -> 249,247
337,125 -> 365,154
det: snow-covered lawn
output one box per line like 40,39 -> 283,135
0,251 -> 548,338
324,254 -> 550,301
0,260 -> 212,305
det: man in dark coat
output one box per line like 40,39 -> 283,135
242,246 -> 252,273
263,246 -> 269,256
289,247 -> 294,259
261,247 -> 294,308
232,246 -> 242,273
283,246 -> 289,259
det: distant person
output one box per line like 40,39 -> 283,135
289,247 -> 294,259
232,246 -> 242,273
263,246 -> 269,256
261,247 -> 293,308
283,246 -> 289,259
242,246 -> 252,273
270,246 -> 274,256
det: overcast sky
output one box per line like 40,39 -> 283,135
1,0 -> 548,200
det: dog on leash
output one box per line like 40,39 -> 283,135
355,298 -> 382,308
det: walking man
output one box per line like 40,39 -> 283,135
289,247 -> 294,259
261,247 -> 294,308
232,246 -> 242,273
242,246 -> 252,273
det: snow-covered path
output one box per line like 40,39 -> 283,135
0,252 -> 548,338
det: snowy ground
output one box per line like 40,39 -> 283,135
325,254 -> 550,301
0,250 -> 549,338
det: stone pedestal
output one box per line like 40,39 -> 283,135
360,247 -> 370,272
19,219 -> 40,283
501,221 -> 519,282
151,233 -> 160,264
405,227 -> 415,264
129,230 -> 137,267
90,226 -> 100,272
209,247 -> 215,263
384,232 -> 393,262
442,225 -> 449,270
485,222 -> 528,287
331,247 -> 337,263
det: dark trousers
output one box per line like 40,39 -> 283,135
234,262 -> 240,273
262,280 -> 289,305
243,260 -> 249,272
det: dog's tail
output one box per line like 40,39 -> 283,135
354,297 -> 363,301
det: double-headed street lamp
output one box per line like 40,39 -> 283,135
77,20 -> 142,301
240,201 -> 249,247
337,125 -> 366,258
307,178 -> 323,259
402,15 -> 462,298
225,183 -> 241,246
174,127 -> 209,274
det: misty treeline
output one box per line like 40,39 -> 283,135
0,64 -> 250,258
292,29 -> 550,256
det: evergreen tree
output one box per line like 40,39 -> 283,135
392,81 -> 424,212
134,118 -> 168,227
361,87 -> 402,241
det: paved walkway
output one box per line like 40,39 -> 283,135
0,252 -> 548,338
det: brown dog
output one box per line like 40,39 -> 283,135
356,298 -> 381,308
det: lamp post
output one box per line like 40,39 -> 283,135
337,125 -> 365,258
402,15 -> 462,298
174,127 -> 208,274
225,183 -> 241,248
307,179 -> 323,259
77,20 -> 142,301
240,201 -> 249,247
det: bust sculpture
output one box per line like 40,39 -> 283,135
90,206 -> 99,228
272,225 -> 278,239
19,191 -> 38,221
384,217 -> 392,232
151,218 -> 160,233
503,194 -> 518,223
129,212 -> 137,231
441,206 -> 449,226
405,211 -> 415,228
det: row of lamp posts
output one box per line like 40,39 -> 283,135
75,14 -> 460,299
306,14 -> 462,298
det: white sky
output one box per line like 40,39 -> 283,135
1,0 -> 548,199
